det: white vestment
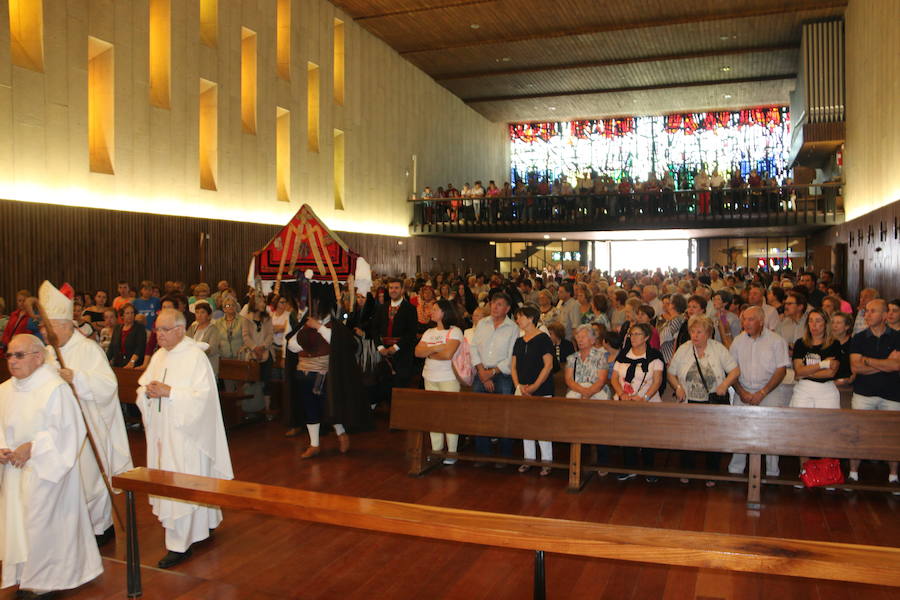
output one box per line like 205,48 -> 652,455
0,364 -> 103,591
47,331 -> 133,534
137,337 -> 233,552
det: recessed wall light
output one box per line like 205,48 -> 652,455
723,94 -> 733,99
543,234 -> 550,239
501,57 -> 511,62
720,66 -> 732,72
470,23 -> 480,29
719,35 -> 730,41
548,106 -> 556,111
561,237 -> 567,241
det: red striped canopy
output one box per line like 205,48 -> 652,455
250,205 -> 360,287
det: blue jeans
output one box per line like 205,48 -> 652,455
472,373 -> 515,457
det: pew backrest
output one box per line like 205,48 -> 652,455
390,389 -> 900,461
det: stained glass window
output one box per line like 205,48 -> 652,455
509,106 -> 791,189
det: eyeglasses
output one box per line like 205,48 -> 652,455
157,325 -> 183,333
7,351 -> 40,360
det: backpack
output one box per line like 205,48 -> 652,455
452,335 -> 475,387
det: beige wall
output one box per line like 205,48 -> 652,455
0,0 -> 507,236
844,0 -> 900,220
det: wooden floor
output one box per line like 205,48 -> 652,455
6,415 -> 900,600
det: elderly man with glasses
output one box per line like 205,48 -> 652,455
137,308 -> 234,569
0,334 -> 103,598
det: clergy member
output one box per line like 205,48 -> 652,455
0,334 -> 103,598
39,280 -> 133,546
137,308 -> 233,569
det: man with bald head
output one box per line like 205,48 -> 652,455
726,305 -> 792,477
847,298 -> 900,487
137,308 -> 234,568
38,280 -> 133,546
0,334 -> 103,597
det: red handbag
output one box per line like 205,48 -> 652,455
800,458 -> 844,487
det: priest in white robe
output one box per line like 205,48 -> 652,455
137,308 -> 233,569
39,280 -> 133,545
0,334 -> 103,597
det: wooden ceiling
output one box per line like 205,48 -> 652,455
328,0 -> 847,122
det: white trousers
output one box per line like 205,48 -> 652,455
790,379 -> 840,409
426,379 -> 460,452
521,392 -> 553,462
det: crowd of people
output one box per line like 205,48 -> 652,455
0,263 -> 898,596
413,169 -> 826,225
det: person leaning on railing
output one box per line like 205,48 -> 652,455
789,309 -> 842,483
667,314 -> 740,486
415,299 -> 464,465
610,322 -> 665,482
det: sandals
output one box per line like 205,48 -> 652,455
517,464 -> 531,473
540,466 -> 552,477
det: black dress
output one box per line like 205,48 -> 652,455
513,332 -> 555,396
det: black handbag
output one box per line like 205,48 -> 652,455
693,346 -> 729,404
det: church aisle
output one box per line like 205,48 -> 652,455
4,416 -> 898,599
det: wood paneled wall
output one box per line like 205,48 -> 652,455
808,198 -> 900,302
0,199 -> 494,304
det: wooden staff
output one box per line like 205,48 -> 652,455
25,298 -> 125,532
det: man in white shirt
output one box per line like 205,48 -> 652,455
776,291 -> 807,351
709,269 -> 725,291
641,285 -> 664,320
853,288 -> 880,335
747,283 -> 780,331
469,293 -> 519,462
727,306 -> 792,477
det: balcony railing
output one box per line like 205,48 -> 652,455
409,184 -> 844,234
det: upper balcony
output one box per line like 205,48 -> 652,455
409,184 -> 844,237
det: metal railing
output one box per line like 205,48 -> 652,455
409,184 -> 844,232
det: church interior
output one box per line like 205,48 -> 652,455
0,0 -> 899,598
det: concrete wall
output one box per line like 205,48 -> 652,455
843,0 -> 900,220
0,0 -> 508,236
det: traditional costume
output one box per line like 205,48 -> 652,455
39,281 -> 133,537
0,363 -> 103,593
285,283 -> 371,456
137,336 -> 233,553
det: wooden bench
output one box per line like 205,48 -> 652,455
114,360 -> 260,429
112,467 -> 900,599
390,389 -> 900,507
3,352 -> 267,430
217,358 -> 261,428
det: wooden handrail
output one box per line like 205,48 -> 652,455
113,467 -> 900,591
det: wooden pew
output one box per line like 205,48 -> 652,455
113,366 -> 142,405
4,355 -> 264,430
112,467 -> 900,599
390,389 -> 900,507
115,360 -> 260,429
217,358 -> 261,428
